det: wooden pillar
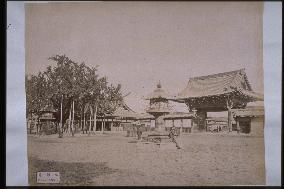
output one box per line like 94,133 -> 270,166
228,109 -> 232,132
226,98 -> 234,132
192,110 -> 207,132
102,115 -> 105,133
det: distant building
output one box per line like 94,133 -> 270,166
162,112 -> 193,133
135,112 -> 194,133
232,101 -> 264,136
92,102 -> 137,132
206,117 -> 228,132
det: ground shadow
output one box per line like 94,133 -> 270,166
28,156 -> 118,186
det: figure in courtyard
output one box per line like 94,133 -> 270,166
136,121 -> 143,140
168,125 -> 181,149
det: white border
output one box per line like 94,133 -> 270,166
6,1 -> 282,186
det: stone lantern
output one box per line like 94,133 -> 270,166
145,82 -> 171,133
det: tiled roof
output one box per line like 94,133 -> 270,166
145,82 -> 172,100
246,100 -> 264,108
136,113 -> 155,120
232,107 -> 264,118
173,69 -> 263,101
110,102 -> 137,118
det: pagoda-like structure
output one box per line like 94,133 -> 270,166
145,82 -> 171,133
171,69 -> 263,132
39,102 -> 57,134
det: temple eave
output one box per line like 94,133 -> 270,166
173,91 -> 263,103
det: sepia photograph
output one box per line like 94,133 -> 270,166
25,1 -> 266,186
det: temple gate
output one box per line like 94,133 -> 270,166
171,69 -> 263,132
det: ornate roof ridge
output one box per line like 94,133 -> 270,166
174,68 -> 262,102
188,68 -> 245,81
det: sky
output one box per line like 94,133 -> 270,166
25,1 -> 264,113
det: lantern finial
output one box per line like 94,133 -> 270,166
157,81 -> 161,88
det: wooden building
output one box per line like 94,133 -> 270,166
109,103 -> 138,131
162,112 -> 194,133
135,113 -> 155,131
135,112 -> 194,133
87,102 -> 137,132
171,69 -> 264,133
206,117 -> 228,132
232,101 -> 264,136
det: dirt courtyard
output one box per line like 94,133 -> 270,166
28,132 -> 265,186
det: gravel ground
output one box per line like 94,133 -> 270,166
28,132 -> 265,186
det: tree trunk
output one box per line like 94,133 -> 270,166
101,116 -> 104,133
29,113 -> 32,134
71,100 -> 75,137
80,108 -> 83,133
67,103 -> 72,134
88,107 -> 93,135
59,95 -> 63,138
55,122 -> 58,133
94,105 -> 97,133
37,116 -> 41,135
111,119 -> 113,132
83,112 -> 86,134
35,114 -> 38,134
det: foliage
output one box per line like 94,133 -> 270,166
25,72 -> 49,117
26,54 -> 123,126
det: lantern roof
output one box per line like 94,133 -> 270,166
144,81 -> 172,100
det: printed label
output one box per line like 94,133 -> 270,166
37,172 -> 60,184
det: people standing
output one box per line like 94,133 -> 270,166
168,125 -> 181,149
137,125 -> 143,140
134,120 -> 142,140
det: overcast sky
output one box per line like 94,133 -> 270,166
26,2 -> 264,113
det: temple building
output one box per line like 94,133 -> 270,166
171,69 -> 264,133
88,102 -> 137,132
107,102 -> 137,131
135,112 -> 194,133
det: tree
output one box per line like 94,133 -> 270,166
26,72 -> 49,133
26,54 -> 124,137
